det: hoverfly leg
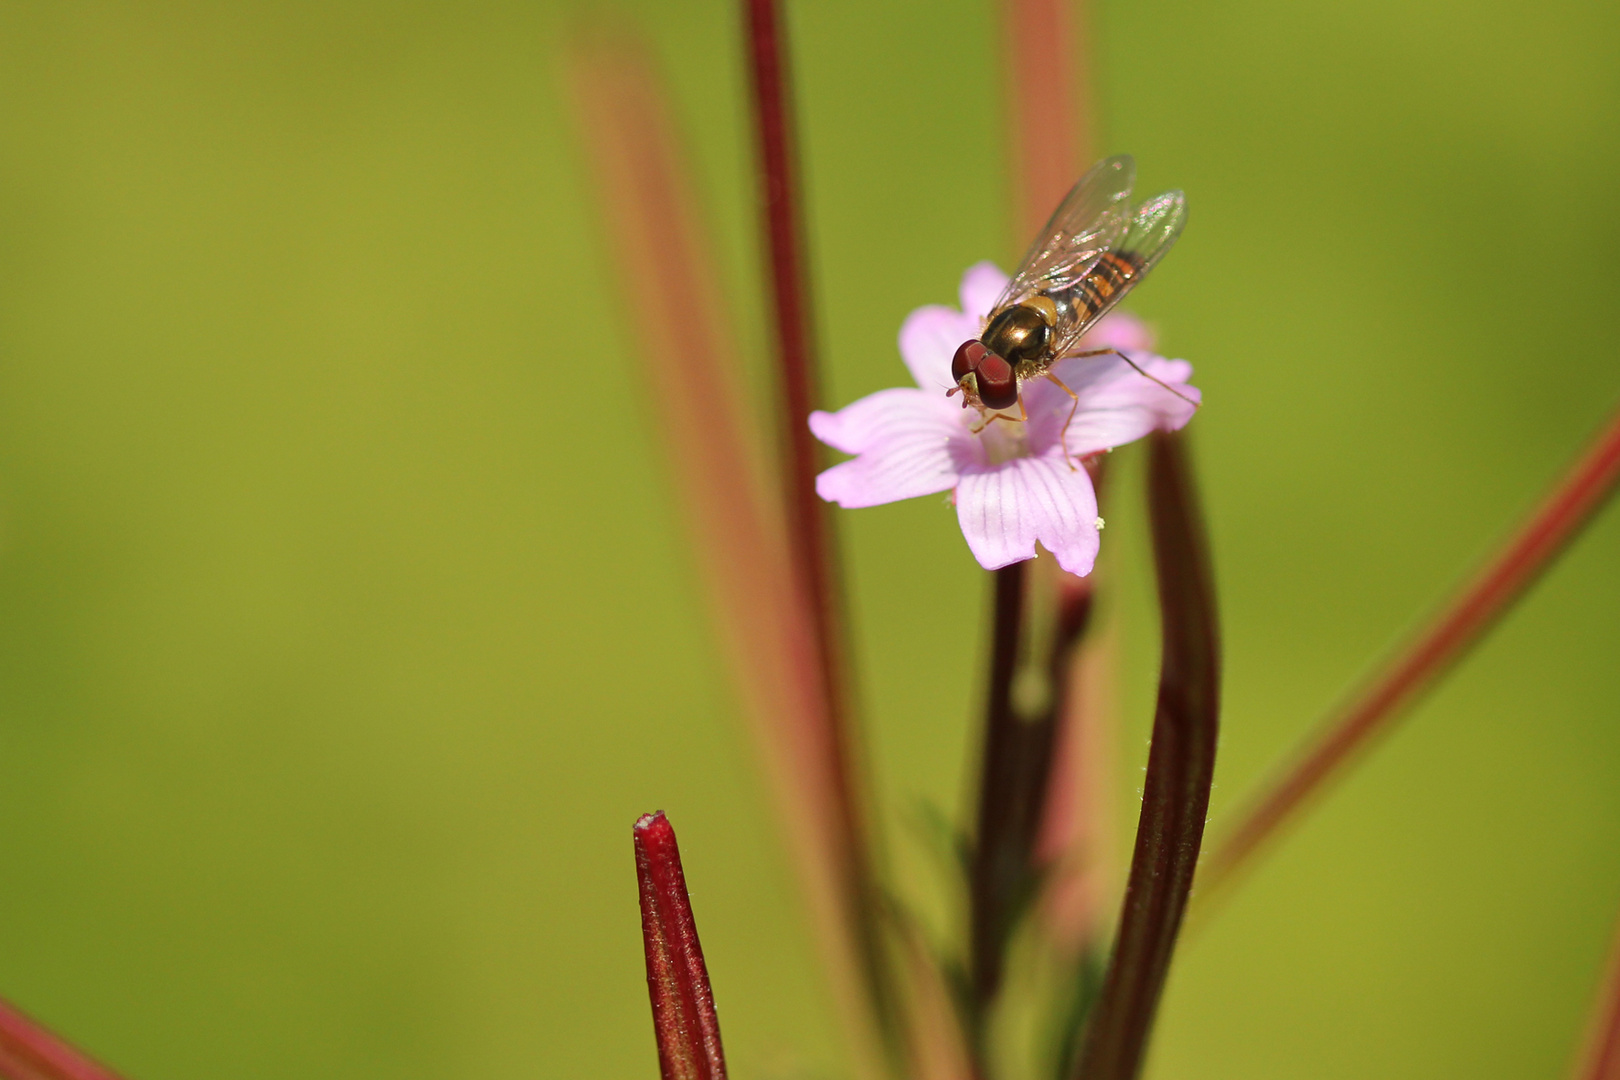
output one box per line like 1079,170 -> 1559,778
1044,372 -> 1081,470
1069,347 -> 1200,408
969,400 -> 1028,436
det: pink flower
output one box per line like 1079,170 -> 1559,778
809,262 -> 1200,576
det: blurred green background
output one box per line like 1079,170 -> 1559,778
1,0 -> 1618,1077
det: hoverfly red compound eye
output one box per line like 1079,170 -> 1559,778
974,351 -> 1018,410
952,340 -> 990,383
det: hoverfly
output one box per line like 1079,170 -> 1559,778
949,155 -> 1193,464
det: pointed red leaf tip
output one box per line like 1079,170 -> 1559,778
0,997 -> 126,1080
634,812 -> 728,1080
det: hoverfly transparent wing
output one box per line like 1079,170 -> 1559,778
991,155 -> 1136,313
1048,189 -> 1187,359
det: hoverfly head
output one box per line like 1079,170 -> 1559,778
951,340 -> 989,407
974,352 -> 1019,410
951,340 -> 988,383
950,338 -> 1018,411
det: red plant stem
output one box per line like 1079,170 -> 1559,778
967,562 -> 1035,1030
996,0 -> 1111,962
0,998 -> 125,1080
1034,452 -> 1118,955
568,43 -> 888,1077
1574,913 -> 1620,1080
1202,404 -> 1620,900
742,0 -> 895,1059
1001,0 -> 1088,240
1074,431 -> 1220,1080
742,0 -> 841,668
967,533 -> 1098,1041
635,812 -> 729,1080
1034,574 -> 1114,955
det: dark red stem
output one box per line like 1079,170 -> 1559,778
0,997 -> 125,1080
742,0 -> 838,650
1204,402 -> 1620,897
967,558 -> 1096,1038
968,562 -> 1033,1025
635,812 -> 728,1080
742,0 -> 895,1053
1073,431 -> 1220,1080
1000,0 -> 1085,241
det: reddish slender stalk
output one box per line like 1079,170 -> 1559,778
566,43 -> 885,1077
966,562 -> 1039,1042
635,813 -> 729,1080
1574,912 -> 1620,1080
1034,449 -> 1121,956
1001,0 -> 1090,240
742,0 -> 826,612
742,0 -> 896,1065
967,541 -> 1097,1043
0,998 -> 124,1080
997,0 -> 1116,962
968,0 -> 1100,1010
1033,577 -> 1116,954
1200,404 -> 1620,903
892,915 -> 975,1080
1073,431 -> 1220,1080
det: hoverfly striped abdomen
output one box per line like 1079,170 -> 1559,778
1057,250 -> 1145,328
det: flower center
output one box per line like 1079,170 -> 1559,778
975,409 -> 1029,466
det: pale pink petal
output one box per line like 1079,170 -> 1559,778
955,455 -> 1101,576
1021,353 -> 1199,459
1077,310 -> 1155,353
959,261 -> 1010,322
899,305 -> 980,392
810,389 -> 979,508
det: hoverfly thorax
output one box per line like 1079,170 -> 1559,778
982,298 -> 1058,367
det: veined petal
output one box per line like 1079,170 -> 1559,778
955,455 -> 1101,576
810,389 -> 977,508
1023,353 -> 1200,459
899,305 -> 980,392
959,261 -> 1010,322
809,386 -> 960,454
